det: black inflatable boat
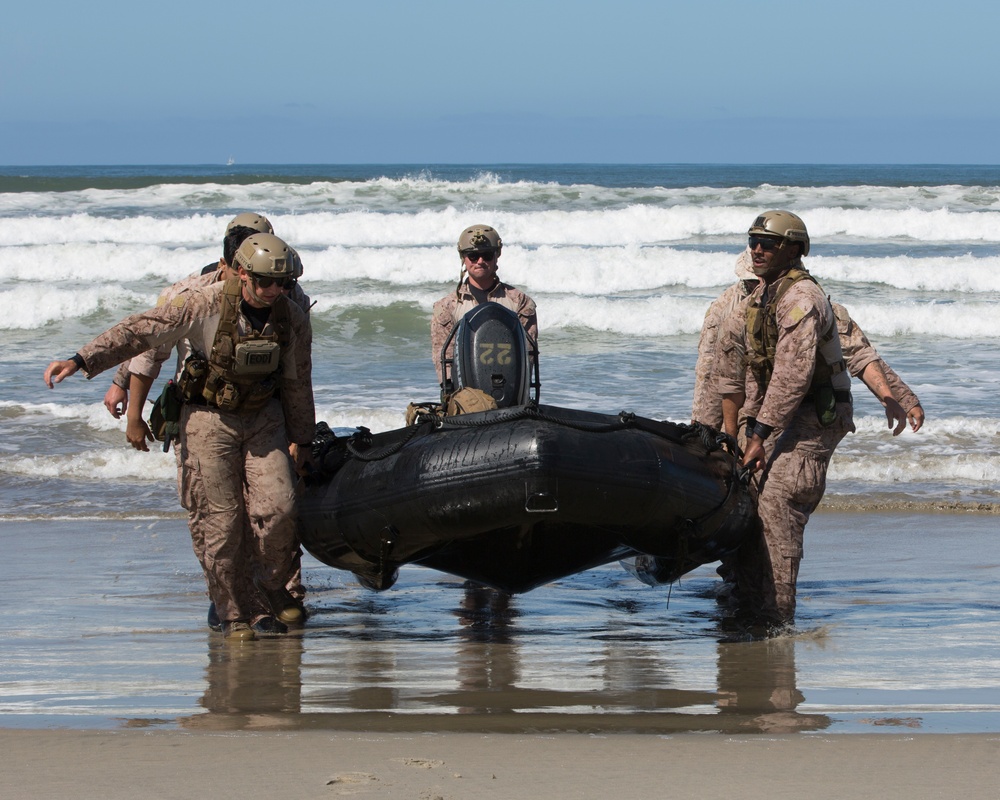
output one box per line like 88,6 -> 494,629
298,304 -> 757,593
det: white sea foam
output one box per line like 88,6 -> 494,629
0,285 -> 156,330
3,178 -> 1000,218
314,405 -> 406,433
829,453 -> 1000,484
4,197 -> 1000,249
3,274 -> 996,339
1,448 -> 175,482
218,244 -> 1000,295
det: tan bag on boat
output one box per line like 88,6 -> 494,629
446,387 -> 498,416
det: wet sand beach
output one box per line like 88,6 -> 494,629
2,729 -> 998,800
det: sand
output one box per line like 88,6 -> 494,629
2,729 -> 997,799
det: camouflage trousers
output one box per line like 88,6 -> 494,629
178,399 -> 299,624
733,403 -> 854,625
175,436 -> 304,608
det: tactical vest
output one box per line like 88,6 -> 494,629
745,268 -> 848,398
180,277 -> 292,413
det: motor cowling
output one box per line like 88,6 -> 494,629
450,303 -> 535,408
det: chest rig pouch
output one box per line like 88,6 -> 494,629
232,340 -> 281,376
200,278 -> 291,413
745,268 -> 846,426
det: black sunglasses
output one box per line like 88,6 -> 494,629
252,274 -> 294,289
463,250 -> 496,262
748,236 -> 782,252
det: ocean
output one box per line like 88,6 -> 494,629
0,164 -> 997,732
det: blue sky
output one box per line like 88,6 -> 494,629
3,0 -> 999,164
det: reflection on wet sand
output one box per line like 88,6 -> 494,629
453,583 -> 518,714
180,636 -> 303,730
176,580 -> 829,734
716,637 -> 830,734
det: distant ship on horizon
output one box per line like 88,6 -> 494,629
226,156 -> 235,166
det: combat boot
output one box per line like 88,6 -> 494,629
251,615 -> 288,636
222,620 -> 256,642
207,602 -> 222,632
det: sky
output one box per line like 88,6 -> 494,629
3,0 -> 999,165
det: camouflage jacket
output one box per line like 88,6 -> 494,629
78,281 -> 315,445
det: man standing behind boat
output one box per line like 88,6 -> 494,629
43,233 -> 314,642
716,211 -> 855,630
431,225 -> 538,391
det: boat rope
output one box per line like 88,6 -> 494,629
345,421 -> 433,462
429,404 -> 693,440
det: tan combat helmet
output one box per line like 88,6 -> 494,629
288,246 -> 304,279
226,212 -> 274,236
457,224 -> 502,257
233,233 -> 295,278
748,210 -> 810,256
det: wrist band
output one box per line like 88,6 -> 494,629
69,353 -> 86,370
752,421 -> 774,441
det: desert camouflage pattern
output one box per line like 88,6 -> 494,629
692,281 -> 754,427
882,362 -> 920,413
79,280 -> 314,445
110,268 -> 219,389
430,279 -> 537,384
119,269 -> 313,609
732,403 -> 853,623
80,282 -> 315,622
713,293 -> 920,415
739,279 -> 847,429
833,302 -> 880,377
179,399 -> 298,623
77,280 -> 314,625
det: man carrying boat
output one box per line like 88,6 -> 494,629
715,211 -> 854,629
44,233 -> 314,642
103,215 -> 313,632
431,224 -> 537,390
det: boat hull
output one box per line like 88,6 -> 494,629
299,405 -> 756,593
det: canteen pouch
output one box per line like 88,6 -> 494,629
814,385 -> 837,427
149,379 -> 182,452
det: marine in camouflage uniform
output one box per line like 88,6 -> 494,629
716,212 -> 855,628
45,233 -> 314,641
122,231 -> 312,629
431,224 -> 537,387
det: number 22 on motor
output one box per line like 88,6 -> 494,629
478,342 -> 512,365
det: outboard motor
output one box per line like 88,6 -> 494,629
442,303 -> 539,407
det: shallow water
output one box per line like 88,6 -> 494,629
1,512 -> 996,734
